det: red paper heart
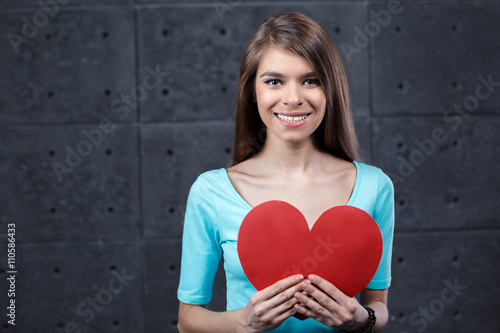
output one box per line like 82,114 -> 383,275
237,201 -> 383,299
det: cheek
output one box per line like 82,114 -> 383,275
255,87 -> 271,121
255,86 -> 271,105
311,91 -> 327,112
312,94 -> 327,124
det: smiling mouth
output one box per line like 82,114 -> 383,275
275,113 -> 311,122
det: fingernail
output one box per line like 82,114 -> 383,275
294,292 -> 303,300
300,281 -> 309,289
296,275 -> 304,281
309,274 -> 316,282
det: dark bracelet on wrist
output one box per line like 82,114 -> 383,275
351,305 -> 376,333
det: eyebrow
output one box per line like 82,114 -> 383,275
259,71 -> 317,78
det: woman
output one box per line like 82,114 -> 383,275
177,12 -> 394,333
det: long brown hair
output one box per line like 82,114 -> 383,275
232,12 -> 359,165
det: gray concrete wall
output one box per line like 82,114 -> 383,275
0,1 -> 498,332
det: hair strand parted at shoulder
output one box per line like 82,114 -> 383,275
232,12 -> 359,166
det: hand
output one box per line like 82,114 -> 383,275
239,274 -> 305,333
293,274 -> 369,331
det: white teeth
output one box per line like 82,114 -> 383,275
276,114 -> 309,122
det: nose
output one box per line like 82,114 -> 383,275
282,83 -> 304,107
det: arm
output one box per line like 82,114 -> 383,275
359,288 -> 389,332
178,274 -> 305,333
293,274 -> 389,332
178,303 -> 247,333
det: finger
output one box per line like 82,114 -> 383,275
294,287 -> 331,317
294,302 -> 322,322
273,300 -> 300,323
307,274 -> 349,306
259,274 -> 304,301
250,275 -> 304,320
267,281 -> 304,313
293,296 -> 334,327
256,283 -> 303,322
298,279 -> 340,313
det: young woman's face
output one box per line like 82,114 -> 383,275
255,46 -> 327,146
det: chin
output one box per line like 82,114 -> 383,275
277,133 -> 315,145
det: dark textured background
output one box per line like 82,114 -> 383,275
0,1 -> 499,332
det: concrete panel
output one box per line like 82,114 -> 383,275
0,2 -> 498,332
143,239 -> 226,332
137,3 -> 369,122
0,124 -> 140,241
372,3 -> 500,115
136,0 -> 210,2
372,117 -> 500,230
0,1 -> 132,8
135,0 -> 366,4
141,121 -> 235,238
0,8 -> 135,124
0,241 -> 143,332
144,240 -> 182,333
387,231 -> 500,332
370,0 -> 500,3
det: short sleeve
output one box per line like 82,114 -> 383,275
177,176 -> 222,305
367,171 -> 395,289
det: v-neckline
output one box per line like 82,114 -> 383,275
223,161 -> 361,213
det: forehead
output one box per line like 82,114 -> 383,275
256,46 -> 315,75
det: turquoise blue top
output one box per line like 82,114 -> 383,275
177,161 -> 395,332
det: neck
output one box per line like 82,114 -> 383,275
257,136 -> 323,176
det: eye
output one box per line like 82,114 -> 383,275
264,79 -> 281,86
304,79 -> 320,86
